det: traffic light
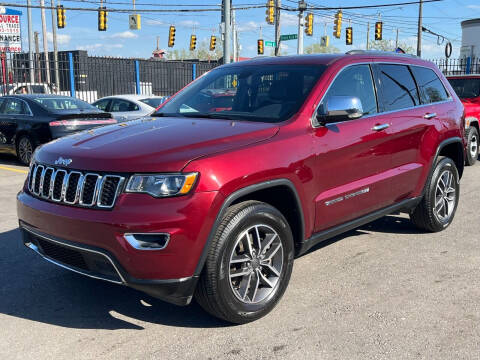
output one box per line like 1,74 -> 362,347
333,10 -> 342,39
257,39 -> 264,55
266,0 -> 275,25
375,21 -> 383,40
209,35 -> 217,51
98,6 -> 107,31
305,13 -> 313,36
190,34 -> 197,51
346,27 -> 353,45
168,26 -> 175,47
56,5 -> 65,29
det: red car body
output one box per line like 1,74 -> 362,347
17,53 -> 466,306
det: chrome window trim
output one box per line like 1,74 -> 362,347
124,233 -> 171,251
22,224 -> 125,284
311,60 -> 454,129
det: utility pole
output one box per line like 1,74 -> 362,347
40,0 -> 51,84
232,9 -> 237,62
274,0 -> 281,56
223,0 -> 231,64
27,0 -> 34,83
366,22 -> 370,50
50,0 -> 60,89
34,31 -> 40,82
417,0 -> 423,57
297,0 -> 306,55
395,28 -> 399,49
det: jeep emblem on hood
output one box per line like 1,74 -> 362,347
54,157 -> 73,166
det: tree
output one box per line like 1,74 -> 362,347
304,43 -> 340,54
368,39 -> 415,54
166,39 -> 222,61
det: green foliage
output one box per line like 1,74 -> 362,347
368,39 -> 415,54
304,43 -> 340,54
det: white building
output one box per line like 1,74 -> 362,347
461,18 -> 480,59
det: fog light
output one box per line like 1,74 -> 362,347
124,233 -> 170,250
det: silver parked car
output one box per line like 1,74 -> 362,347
92,94 -> 167,122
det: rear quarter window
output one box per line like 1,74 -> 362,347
411,66 -> 450,104
376,64 -> 420,112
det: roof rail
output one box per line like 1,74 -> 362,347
345,50 -> 418,58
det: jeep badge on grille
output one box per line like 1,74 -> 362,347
54,157 -> 72,167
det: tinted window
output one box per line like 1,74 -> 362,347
377,64 -> 419,111
33,97 -> 98,112
93,98 -> 110,111
155,65 -> 326,123
111,99 -> 139,112
320,64 -> 377,116
1,98 -> 29,115
448,78 -> 480,99
411,66 -> 449,104
140,97 -> 167,108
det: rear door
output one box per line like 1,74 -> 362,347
0,97 -> 26,150
371,62 -> 428,200
312,63 -> 398,232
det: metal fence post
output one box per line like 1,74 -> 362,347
466,57 -> 471,75
135,60 -> 141,94
192,63 -> 196,81
68,52 -> 75,97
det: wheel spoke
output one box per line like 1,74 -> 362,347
231,254 -> 251,264
257,269 -> 274,288
263,241 -> 281,261
230,268 -> 251,278
260,233 -> 277,255
241,233 -> 254,258
254,226 -> 262,251
238,272 -> 253,300
246,271 -> 260,302
435,198 -> 445,213
261,262 -> 281,277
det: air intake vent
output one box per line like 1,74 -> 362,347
27,163 -> 124,209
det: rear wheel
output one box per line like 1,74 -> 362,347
410,157 -> 459,232
16,135 -> 34,165
195,200 -> 294,324
465,126 -> 479,166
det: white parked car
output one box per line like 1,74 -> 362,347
91,95 -> 167,122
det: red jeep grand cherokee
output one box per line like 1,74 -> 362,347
447,75 -> 480,165
17,52 -> 465,324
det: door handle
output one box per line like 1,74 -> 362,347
424,112 -> 437,119
372,123 -> 390,131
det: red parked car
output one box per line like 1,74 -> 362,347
447,75 -> 480,165
18,52 -> 465,324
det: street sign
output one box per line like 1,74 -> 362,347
265,41 -> 276,47
280,34 -> 297,41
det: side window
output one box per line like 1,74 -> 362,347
2,99 -> 28,115
377,64 -> 420,112
411,66 -> 449,104
320,64 -> 377,116
111,99 -> 139,112
94,99 -> 110,111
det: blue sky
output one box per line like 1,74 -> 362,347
11,0 -> 480,59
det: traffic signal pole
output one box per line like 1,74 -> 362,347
223,0 -> 231,64
274,0 -> 281,56
297,1 -> 306,55
50,0 -> 60,88
417,0 -> 423,57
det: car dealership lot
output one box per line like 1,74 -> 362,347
1,154 -> 479,360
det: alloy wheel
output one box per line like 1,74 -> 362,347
433,169 -> 456,222
18,137 -> 33,165
470,134 -> 478,160
228,224 -> 283,304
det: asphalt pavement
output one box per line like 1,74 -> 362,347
1,153 -> 479,360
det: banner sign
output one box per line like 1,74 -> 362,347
0,8 -> 22,53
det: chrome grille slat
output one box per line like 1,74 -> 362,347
27,163 -> 124,209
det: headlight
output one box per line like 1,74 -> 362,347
125,173 -> 198,198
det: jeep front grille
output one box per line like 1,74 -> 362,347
28,163 -> 125,209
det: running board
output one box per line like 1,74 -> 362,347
297,197 -> 421,256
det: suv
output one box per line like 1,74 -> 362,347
447,75 -> 480,165
17,53 -> 465,324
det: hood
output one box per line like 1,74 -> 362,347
35,116 -> 279,172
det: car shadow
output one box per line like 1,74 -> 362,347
0,153 -> 23,167
0,228 -> 228,330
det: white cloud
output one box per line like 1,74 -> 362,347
109,31 -> 138,39
281,12 -> 298,26
467,5 -> 480,9
46,32 -> 71,45
280,43 -> 289,50
77,43 -> 123,52
237,21 -> 261,32
145,19 -> 164,26
179,20 -> 200,27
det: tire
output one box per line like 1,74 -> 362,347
16,135 -> 34,166
465,126 -> 479,166
410,157 -> 460,232
195,200 -> 294,324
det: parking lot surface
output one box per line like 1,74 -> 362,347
1,154 -> 479,360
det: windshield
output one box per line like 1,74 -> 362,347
448,78 -> 480,99
140,97 -> 167,108
154,64 -> 326,122
33,97 -> 99,112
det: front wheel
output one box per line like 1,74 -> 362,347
465,126 -> 479,166
195,200 -> 294,324
410,157 -> 460,232
16,135 -> 34,165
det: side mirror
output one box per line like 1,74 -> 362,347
316,96 -> 364,125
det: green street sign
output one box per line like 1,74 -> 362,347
280,34 -> 297,41
265,41 -> 276,47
